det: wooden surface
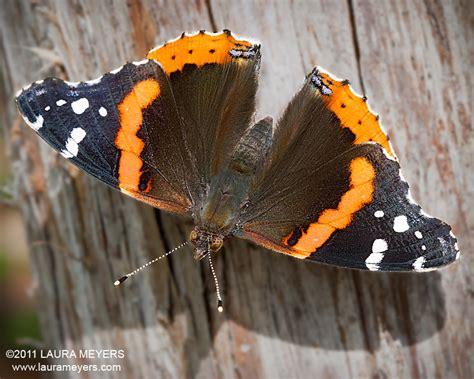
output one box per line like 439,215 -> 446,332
1,0 -> 472,378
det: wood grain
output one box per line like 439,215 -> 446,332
0,0 -> 472,378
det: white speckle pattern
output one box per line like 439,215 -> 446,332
393,215 -> 409,233
71,98 -> 89,114
372,239 -> 388,254
132,59 -> 149,66
420,208 -> 434,219
99,107 -> 107,117
147,30 -> 261,56
86,76 -> 103,86
374,210 -> 384,218
415,231 -> 423,239
399,168 -> 408,183
24,114 -> 44,131
60,127 -> 86,158
309,71 -> 333,95
413,256 -> 425,271
44,106 -> 51,111
421,245 -> 426,251
438,236 -> 449,250
380,145 -> 397,161
406,191 -> 418,205
320,86 -> 333,95
110,65 -> 124,74
56,99 -> 67,106
229,48 -> 257,59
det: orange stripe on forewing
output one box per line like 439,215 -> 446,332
317,71 -> 395,158
283,157 -> 375,256
116,79 -> 160,191
146,31 -> 254,75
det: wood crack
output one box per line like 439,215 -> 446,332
205,0 -> 218,32
347,0 -> 366,94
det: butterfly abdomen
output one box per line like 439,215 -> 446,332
230,116 -> 273,175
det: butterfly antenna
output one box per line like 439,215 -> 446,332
114,241 -> 189,286
208,252 -> 224,312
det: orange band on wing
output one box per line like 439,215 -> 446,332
115,79 -> 160,192
315,70 -> 395,158
283,157 -> 375,256
146,31 -> 255,75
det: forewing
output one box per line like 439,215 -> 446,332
238,68 -> 459,271
147,30 -> 261,196
16,60 -> 195,214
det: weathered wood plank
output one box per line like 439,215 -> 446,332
0,0 -> 472,378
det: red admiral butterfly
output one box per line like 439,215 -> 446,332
16,30 -> 459,309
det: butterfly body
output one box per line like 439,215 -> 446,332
193,116 -> 273,258
16,30 -> 459,273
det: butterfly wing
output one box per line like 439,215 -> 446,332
16,60 -> 194,214
237,67 -> 459,271
147,30 -> 261,201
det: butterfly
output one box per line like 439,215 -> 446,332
16,30 -> 459,282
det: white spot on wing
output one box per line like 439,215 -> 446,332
372,239 -> 388,253
61,150 -> 74,159
393,215 -> 409,233
71,98 -> 89,114
24,114 -> 44,131
71,127 -> 86,142
413,256 -> 425,271
60,127 -> 86,158
44,106 -> 51,111
421,245 -> 426,251
374,210 -> 384,218
99,107 -> 107,117
56,99 -> 67,106
366,241 -> 386,271
415,231 -> 423,239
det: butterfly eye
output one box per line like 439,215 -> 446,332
210,237 -> 223,252
190,230 -> 198,244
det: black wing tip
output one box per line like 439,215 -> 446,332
305,205 -> 460,273
15,80 -> 43,102
307,247 -> 459,272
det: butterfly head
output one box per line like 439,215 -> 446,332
189,228 -> 224,260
